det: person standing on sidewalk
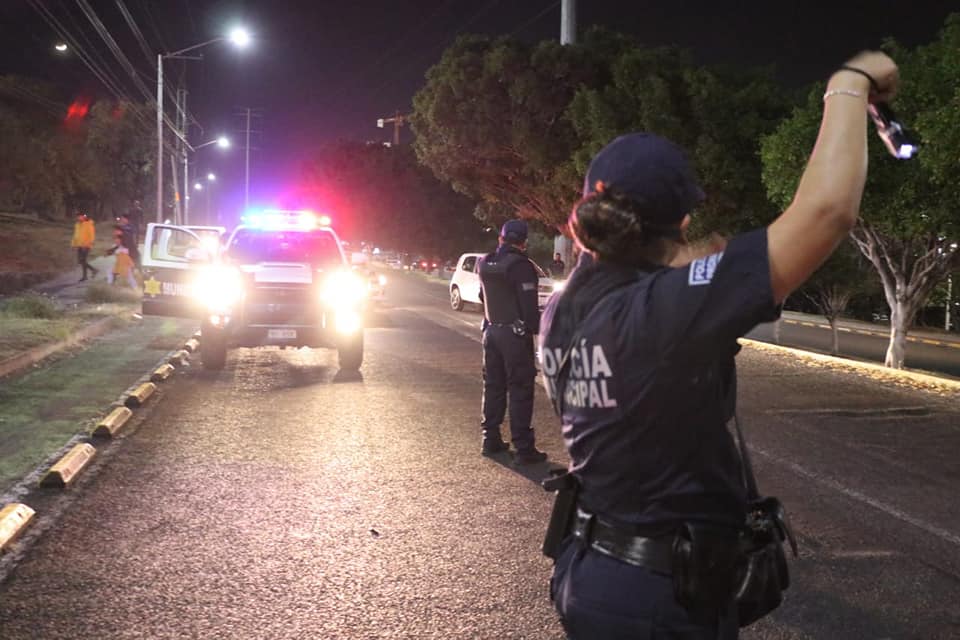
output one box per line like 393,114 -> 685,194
540,50 -> 899,637
478,219 -> 548,465
71,212 -> 98,282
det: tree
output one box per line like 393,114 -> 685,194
411,32 -> 614,230
796,241 -> 868,355
83,101 -> 154,219
568,49 -> 791,238
761,15 -> 960,368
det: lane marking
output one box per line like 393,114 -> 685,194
752,446 -> 960,548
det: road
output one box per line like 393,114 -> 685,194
0,272 -> 959,638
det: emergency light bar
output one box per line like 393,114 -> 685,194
241,210 -> 332,231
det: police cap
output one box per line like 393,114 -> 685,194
500,219 -> 528,244
583,133 -> 704,225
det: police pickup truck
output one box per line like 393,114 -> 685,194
141,211 -> 366,371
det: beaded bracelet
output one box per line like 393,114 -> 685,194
823,88 -> 865,101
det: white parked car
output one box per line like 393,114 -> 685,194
448,252 -> 556,311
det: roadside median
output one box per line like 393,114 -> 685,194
0,322 -> 200,556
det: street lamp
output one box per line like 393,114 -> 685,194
54,43 -> 68,53
156,27 -> 251,224
207,173 -> 217,181
194,182 -> 204,191
195,136 -> 232,151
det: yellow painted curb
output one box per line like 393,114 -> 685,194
0,503 -> 35,552
92,406 -> 133,438
740,339 -> 960,392
124,382 -> 157,409
40,443 -> 96,488
150,363 -> 175,383
183,338 -> 200,354
169,349 -> 190,367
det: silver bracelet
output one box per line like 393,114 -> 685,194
823,88 -> 865,101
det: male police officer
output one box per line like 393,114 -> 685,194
478,220 -> 547,465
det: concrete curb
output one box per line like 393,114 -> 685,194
740,338 -> 960,392
0,315 -> 118,380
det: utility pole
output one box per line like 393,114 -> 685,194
156,54 -> 164,223
946,274 -> 953,332
172,89 -> 184,224
376,111 -> 407,146
561,0 -> 577,45
178,88 -> 191,225
235,108 -> 263,212
554,0 -> 577,275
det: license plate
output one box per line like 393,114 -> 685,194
268,329 -> 297,339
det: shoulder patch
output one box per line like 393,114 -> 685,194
688,252 -> 724,286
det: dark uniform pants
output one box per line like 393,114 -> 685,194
481,325 -> 535,450
551,538 -> 739,639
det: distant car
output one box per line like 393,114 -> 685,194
448,252 -> 555,311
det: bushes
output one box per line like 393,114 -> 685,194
1,293 -> 61,319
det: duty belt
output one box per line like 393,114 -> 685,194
571,508 -> 674,575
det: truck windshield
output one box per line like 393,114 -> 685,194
226,229 -> 342,267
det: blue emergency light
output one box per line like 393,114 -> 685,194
241,210 -> 331,231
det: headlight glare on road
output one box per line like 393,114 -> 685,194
322,271 -> 367,307
193,266 -> 243,310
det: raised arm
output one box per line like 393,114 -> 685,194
767,52 -> 899,303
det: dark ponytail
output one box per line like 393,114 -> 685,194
570,188 -> 680,268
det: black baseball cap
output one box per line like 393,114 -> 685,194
500,219 -> 528,243
583,133 -> 704,226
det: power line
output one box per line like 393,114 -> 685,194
115,0 -> 156,69
510,0 -> 561,37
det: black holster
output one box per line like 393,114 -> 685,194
671,522 -> 742,614
542,470 -> 580,559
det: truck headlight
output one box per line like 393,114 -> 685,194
193,266 -> 243,310
321,271 -> 367,307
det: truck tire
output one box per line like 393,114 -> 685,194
201,327 -> 227,371
338,332 -> 364,371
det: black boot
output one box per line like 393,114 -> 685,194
481,432 -> 509,456
514,448 -> 547,465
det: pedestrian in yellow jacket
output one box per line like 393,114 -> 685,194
71,212 -> 99,281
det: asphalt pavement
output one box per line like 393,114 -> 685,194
0,272 -> 959,639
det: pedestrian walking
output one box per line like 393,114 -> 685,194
106,229 -> 138,289
71,211 -> 98,281
539,51 -> 899,638
548,253 -> 566,279
478,219 -> 547,465
115,213 -> 141,267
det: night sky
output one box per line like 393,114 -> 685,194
3,0 -> 960,213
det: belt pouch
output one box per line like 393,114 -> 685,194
672,522 -> 741,613
541,471 -> 579,559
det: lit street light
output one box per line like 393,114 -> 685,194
195,136 -> 232,151
156,26 -> 252,224
194,183 -> 204,191
54,43 -> 68,53
207,173 -> 217,182
229,27 -> 252,48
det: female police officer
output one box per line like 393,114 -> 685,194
539,51 -> 898,638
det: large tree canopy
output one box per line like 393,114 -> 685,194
411,32 -> 611,229
761,14 -> 960,368
413,30 -> 790,237
0,76 -> 155,220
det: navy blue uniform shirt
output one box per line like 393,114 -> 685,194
539,229 -> 780,533
479,245 -> 541,334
